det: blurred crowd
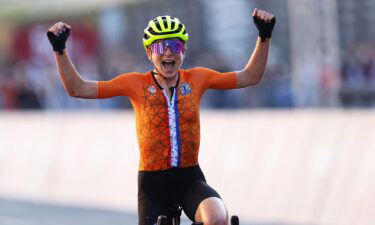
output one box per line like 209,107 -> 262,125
0,20 -> 290,110
0,23 -> 140,110
0,21 -> 374,110
340,42 -> 375,107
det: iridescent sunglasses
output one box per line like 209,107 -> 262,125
150,39 -> 185,55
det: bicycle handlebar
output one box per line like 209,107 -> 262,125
157,215 -> 168,225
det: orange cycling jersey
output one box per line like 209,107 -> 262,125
98,67 -> 236,171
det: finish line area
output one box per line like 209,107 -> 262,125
1,111 -> 374,225
0,197 -> 137,225
0,198 -> 262,225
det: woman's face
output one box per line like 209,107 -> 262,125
146,39 -> 185,79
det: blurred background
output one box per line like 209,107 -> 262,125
0,0 -> 375,225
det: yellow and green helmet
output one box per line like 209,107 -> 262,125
143,15 -> 189,49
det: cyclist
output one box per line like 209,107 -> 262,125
47,8 -> 275,225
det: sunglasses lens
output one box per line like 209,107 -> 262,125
151,42 -> 163,55
150,39 -> 185,55
169,40 -> 184,54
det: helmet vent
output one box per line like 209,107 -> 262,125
148,27 -> 157,35
162,19 -> 168,29
155,22 -> 162,31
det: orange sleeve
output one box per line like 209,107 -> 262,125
97,73 -> 142,99
192,67 -> 237,90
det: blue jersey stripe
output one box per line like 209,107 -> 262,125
173,92 -> 182,167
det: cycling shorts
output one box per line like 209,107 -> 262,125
138,165 -> 221,225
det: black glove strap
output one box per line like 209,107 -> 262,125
47,29 -> 70,55
253,16 -> 276,42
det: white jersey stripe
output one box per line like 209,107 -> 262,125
162,88 -> 180,167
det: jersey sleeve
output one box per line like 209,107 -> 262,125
193,67 -> 237,90
97,73 -> 141,99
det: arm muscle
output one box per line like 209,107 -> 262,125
55,50 -> 98,99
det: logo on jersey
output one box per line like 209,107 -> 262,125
180,82 -> 192,96
148,85 -> 156,94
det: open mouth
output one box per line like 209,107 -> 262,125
162,60 -> 176,70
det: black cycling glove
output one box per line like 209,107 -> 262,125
47,28 -> 70,55
253,16 -> 276,42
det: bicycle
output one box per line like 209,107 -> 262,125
155,205 -> 240,225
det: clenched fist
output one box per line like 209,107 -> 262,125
252,9 -> 276,42
47,22 -> 71,55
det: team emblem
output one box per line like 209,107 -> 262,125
148,85 -> 156,94
180,82 -> 192,96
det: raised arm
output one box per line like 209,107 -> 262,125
236,9 -> 276,88
47,22 -> 98,99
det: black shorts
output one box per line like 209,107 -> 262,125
138,165 -> 221,225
